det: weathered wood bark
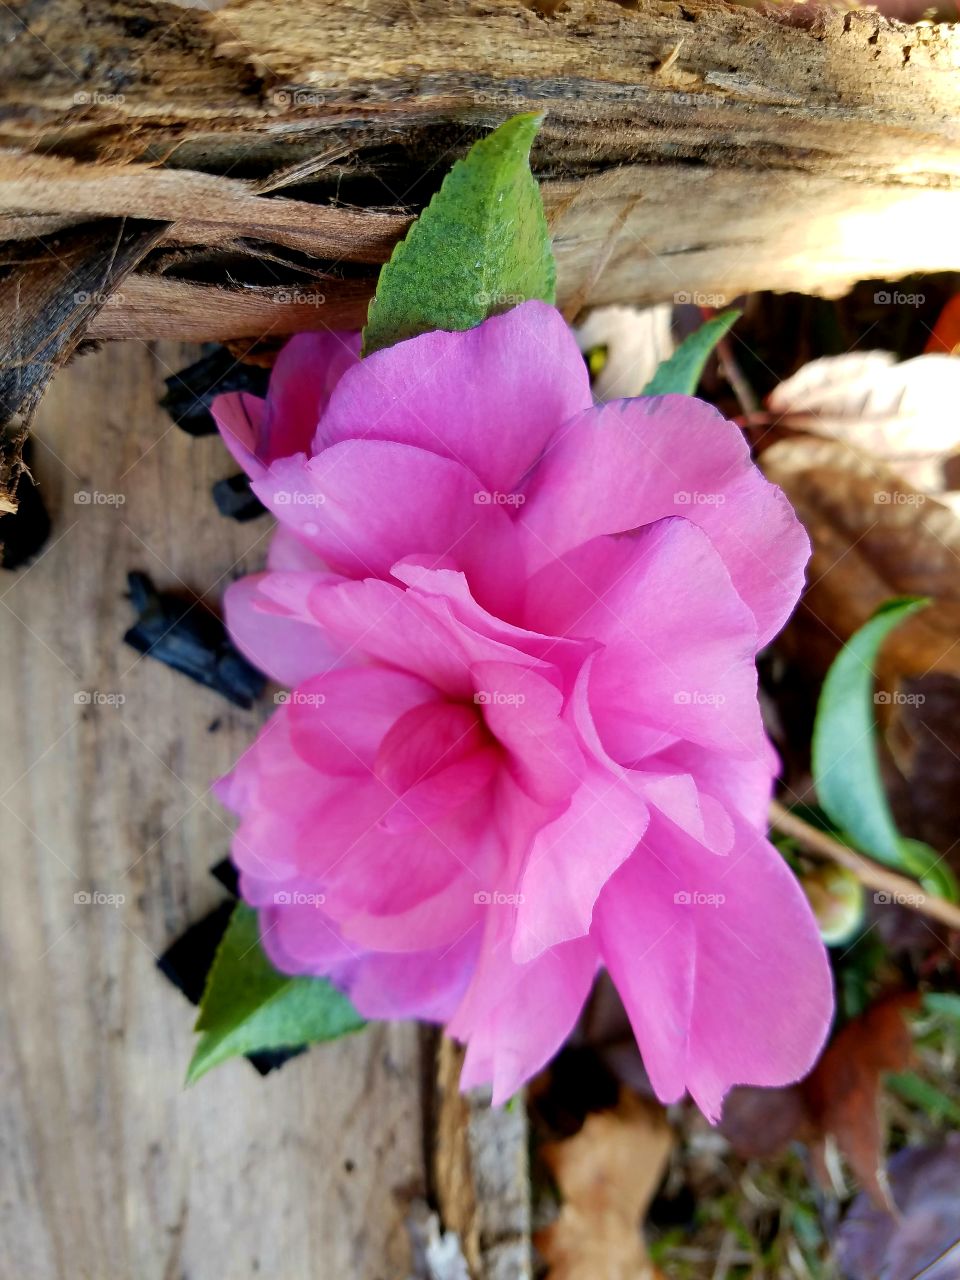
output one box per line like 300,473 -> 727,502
0,340 -> 428,1278
0,0 -> 959,501
1,0 -> 958,338
0,339 -> 533,1279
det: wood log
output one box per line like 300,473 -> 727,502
0,0 -> 958,336
1,0 -> 959,502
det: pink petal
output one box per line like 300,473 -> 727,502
316,301 -> 592,493
513,765 -> 649,963
288,666 -> 437,777
212,391 -> 267,479
223,573 -> 342,686
262,331 -> 360,462
375,701 -> 497,831
595,811 -> 834,1120
346,928 -> 482,1022
304,577 -> 557,698
471,660 -> 582,806
252,441 -> 522,616
526,520 -> 766,762
450,909 -> 598,1104
522,396 -> 810,646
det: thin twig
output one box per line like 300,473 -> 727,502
770,799 -> 960,932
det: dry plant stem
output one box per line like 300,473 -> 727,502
769,799 -> 960,932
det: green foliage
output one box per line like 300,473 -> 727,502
187,903 -> 364,1084
811,598 -> 957,900
363,113 -> 555,356
641,309 -> 740,396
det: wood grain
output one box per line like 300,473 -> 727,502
0,340 -> 428,1279
1,0 -> 958,342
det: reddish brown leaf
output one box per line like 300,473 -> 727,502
802,993 -> 920,1210
926,295 -> 960,357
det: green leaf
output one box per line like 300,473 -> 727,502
924,991 -> 960,1021
811,597 -> 955,896
886,1070 -> 960,1125
186,903 -> 365,1084
362,113 -> 555,356
640,309 -> 740,396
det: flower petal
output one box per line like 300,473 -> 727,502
252,440 -> 522,615
522,396 -> 809,645
595,811 -> 833,1120
526,519 -> 766,761
316,301 -> 592,492
223,573 -> 343,687
513,765 -> 649,963
451,909 -> 598,1105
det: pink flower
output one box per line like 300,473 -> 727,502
212,303 -> 832,1118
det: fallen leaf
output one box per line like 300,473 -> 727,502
767,351 -> 960,493
575,305 -> 673,400
718,1084 -> 809,1160
761,438 -> 960,686
537,1091 -> 672,1280
834,1135 -> 960,1279
802,992 -> 919,1211
926,295 -> 960,357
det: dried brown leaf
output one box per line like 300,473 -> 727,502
761,437 -> 960,685
768,351 -> 960,493
802,992 -> 919,1210
537,1091 -> 672,1280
